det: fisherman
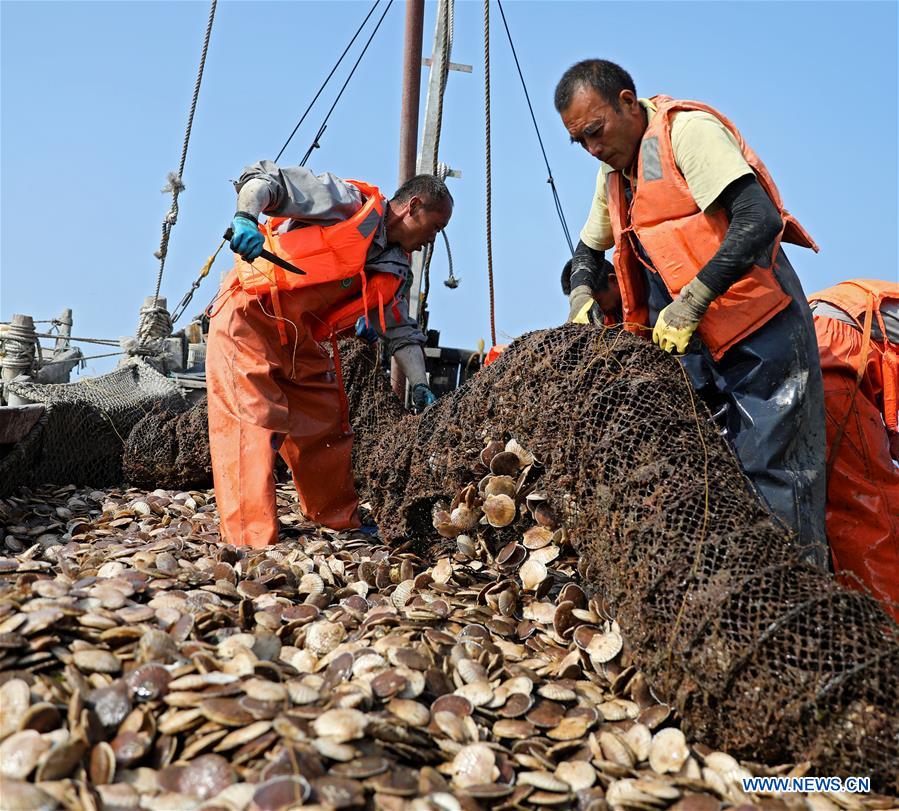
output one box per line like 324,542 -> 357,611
207,162 -> 452,548
555,59 -> 827,565
808,280 -> 899,617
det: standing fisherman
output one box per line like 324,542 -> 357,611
555,60 -> 827,565
207,162 -> 452,548
809,280 -> 899,616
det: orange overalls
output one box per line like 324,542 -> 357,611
810,280 -> 899,618
206,181 -> 401,548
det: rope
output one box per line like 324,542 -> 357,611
170,239 -> 227,324
496,0 -> 574,255
441,229 -> 459,289
151,0 -> 217,304
67,351 -> 127,363
483,0 -> 496,346
31,332 -> 119,347
275,0 -> 381,163
136,304 -> 174,346
0,320 -> 38,376
418,0 -> 455,328
300,0 -> 395,167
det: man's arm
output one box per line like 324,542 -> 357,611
235,161 -> 364,222
565,240 -> 605,323
229,161 -> 367,260
653,175 -> 782,353
696,175 -> 783,296
358,286 -> 435,410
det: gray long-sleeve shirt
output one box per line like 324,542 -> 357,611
235,161 -> 426,354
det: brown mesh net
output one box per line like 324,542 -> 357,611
344,326 -> 899,793
6,359 -> 185,488
81,329 -> 898,789
0,409 -> 47,497
123,398 -> 212,490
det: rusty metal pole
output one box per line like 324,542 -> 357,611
391,0 -> 425,401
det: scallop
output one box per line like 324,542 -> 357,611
648,727 -> 689,774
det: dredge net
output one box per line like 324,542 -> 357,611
76,329 -> 899,789
344,326 -> 899,793
123,398 -> 212,490
0,409 -> 47,498
6,359 -> 184,488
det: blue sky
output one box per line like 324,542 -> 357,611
2,0 -> 897,374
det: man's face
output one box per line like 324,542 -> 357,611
561,87 -> 646,171
594,275 -> 622,317
390,197 -> 453,253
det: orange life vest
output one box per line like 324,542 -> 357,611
607,96 -> 819,361
221,179 -> 403,344
809,279 -> 899,432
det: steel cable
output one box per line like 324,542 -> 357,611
300,0 -> 396,167
496,0 -> 574,254
274,0 -> 382,163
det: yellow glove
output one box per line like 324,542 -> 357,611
652,277 -> 716,354
567,284 -> 595,324
572,299 -> 594,324
652,307 -> 698,353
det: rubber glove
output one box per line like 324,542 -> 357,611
567,284 -> 596,324
412,383 -> 437,411
653,277 -> 716,354
229,215 -> 264,261
572,299 -> 595,325
354,317 -> 379,345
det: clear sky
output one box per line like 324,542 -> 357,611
2,0 -> 897,375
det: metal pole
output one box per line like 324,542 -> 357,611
392,0 -> 425,400
398,0 -> 424,186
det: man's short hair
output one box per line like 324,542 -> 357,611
391,174 -> 453,210
554,59 -> 637,113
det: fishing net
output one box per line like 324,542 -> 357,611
123,397 -> 212,490
345,326 -> 899,793
0,409 -> 48,498
6,359 -> 185,488
97,330 -> 899,788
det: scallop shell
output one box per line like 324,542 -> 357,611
304,621 -> 346,656
312,708 -> 367,743
451,743 -> 497,788
648,727 -> 689,774
483,494 -> 516,528
504,438 -> 535,467
519,558 -> 548,591
484,475 -> 517,498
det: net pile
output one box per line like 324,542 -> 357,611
123,397 -> 212,490
345,325 -> 899,793
0,409 -> 48,498
6,359 -> 184,488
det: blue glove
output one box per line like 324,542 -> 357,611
229,215 -> 264,261
412,383 -> 437,411
355,317 -> 379,345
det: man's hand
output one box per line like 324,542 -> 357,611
355,317 -> 379,345
412,383 -> 437,411
567,285 -> 596,324
229,215 -> 264,261
653,277 -> 716,354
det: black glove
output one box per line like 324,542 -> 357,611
412,383 -> 437,412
